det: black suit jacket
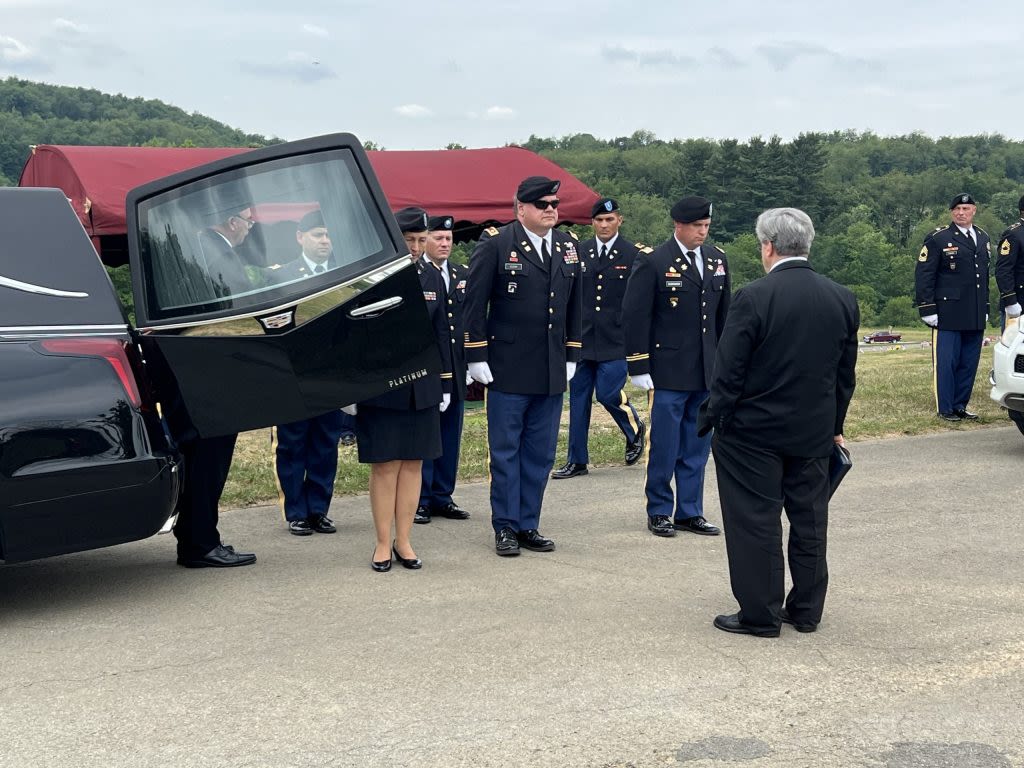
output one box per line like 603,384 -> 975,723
699,260 -> 858,457
197,228 -> 252,298
914,223 -> 990,331
578,234 -> 640,361
622,238 -> 730,391
464,222 -> 582,395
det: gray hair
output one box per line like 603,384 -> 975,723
755,208 -> 815,256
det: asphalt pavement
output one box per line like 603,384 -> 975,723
2,427 -> 1023,767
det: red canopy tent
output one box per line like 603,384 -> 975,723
19,144 -> 599,264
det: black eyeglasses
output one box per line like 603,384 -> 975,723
530,199 -> 560,210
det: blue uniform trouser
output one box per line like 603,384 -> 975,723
567,359 -> 642,464
486,390 -> 562,533
645,389 -> 711,520
420,398 -> 465,509
933,328 -> 984,414
273,410 -> 344,522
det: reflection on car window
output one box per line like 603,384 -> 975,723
135,149 -> 389,321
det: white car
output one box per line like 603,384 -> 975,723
989,317 -> 1024,436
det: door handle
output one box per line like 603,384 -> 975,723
348,296 -> 404,319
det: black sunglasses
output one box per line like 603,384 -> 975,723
530,199 -> 560,210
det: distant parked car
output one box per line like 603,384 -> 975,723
862,330 -> 902,343
989,318 -> 1024,437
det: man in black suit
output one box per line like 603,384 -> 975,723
701,207 -> 858,637
914,193 -> 990,422
464,176 -> 583,556
197,203 -> 256,298
622,196 -> 729,538
552,198 -> 645,480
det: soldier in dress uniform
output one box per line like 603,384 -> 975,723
914,193 -> 990,422
552,197 -> 645,480
464,176 -> 583,557
416,214 -> 471,525
271,209 -> 344,536
396,206 -> 430,264
995,195 -> 1024,327
622,196 -> 729,538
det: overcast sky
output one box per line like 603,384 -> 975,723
2,0 -> 1021,149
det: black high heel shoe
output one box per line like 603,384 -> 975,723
371,551 -> 392,572
392,543 -> 422,570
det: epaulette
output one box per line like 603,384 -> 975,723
483,226 -> 499,237
710,244 -> 726,255
1008,222 -> 1022,232
976,226 -> 988,235
635,242 -> 654,254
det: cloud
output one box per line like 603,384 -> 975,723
483,106 -> 516,120
394,104 -> 433,118
0,35 -> 50,73
755,42 -> 880,73
302,23 -> 329,38
43,17 -> 124,64
600,45 -> 697,70
240,51 -> 336,83
707,46 -> 744,70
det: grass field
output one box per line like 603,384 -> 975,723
220,327 -> 1015,508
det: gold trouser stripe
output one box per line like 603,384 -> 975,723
931,327 -> 939,412
616,378 -> 640,435
642,389 -> 654,495
270,426 -> 288,521
484,387 -> 492,488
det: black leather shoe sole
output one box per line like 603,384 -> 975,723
288,524 -> 314,536
517,539 -> 555,552
713,614 -> 780,638
551,465 -> 588,479
310,519 -> 336,534
177,553 -> 256,568
437,507 -> 470,520
647,520 -> 676,537
780,610 -> 817,633
937,412 -> 962,422
496,544 -> 521,556
673,519 -> 721,536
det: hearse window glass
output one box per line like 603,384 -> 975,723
135,149 -> 391,322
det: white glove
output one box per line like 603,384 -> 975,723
566,361 -> 577,382
440,393 -> 451,412
466,370 -> 475,387
1006,303 -> 1022,318
921,314 -> 938,328
469,361 -> 494,385
631,374 -> 654,390
341,404 -> 358,416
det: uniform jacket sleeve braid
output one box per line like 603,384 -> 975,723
463,229 -> 500,364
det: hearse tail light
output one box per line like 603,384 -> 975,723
39,338 -> 142,408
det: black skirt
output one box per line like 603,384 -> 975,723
355,404 -> 442,463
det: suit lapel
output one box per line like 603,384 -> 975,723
949,224 -> 977,257
513,222 -> 549,274
675,240 -> 702,286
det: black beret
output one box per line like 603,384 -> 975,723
297,209 -> 325,231
591,198 -> 620,218
395,206 -> 429,233
671,196 -> 713,223
517,176 -> 560,203
1017,195 -> 1024,211
949,193 -> 976,209
428,214 -> 454,231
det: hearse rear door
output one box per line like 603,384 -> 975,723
126,133 -> 437,440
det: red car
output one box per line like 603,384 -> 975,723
862,330 -> 902,343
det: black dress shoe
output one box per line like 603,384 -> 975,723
673,516 -> 721,536
310,515 -> 336,534
495,527 -> 520,556
414,505 -> 432,524
625,419 -> 646,466
392,544 -> 423,569
339,433 -> 357,447
713,613 -> 780,638
177,544 -> 257,569
647,515 -> 676,537
779,608 -> 817,633
954,408 -> 979,420
371,552 -> 392,572
437,502 -> 470,520
516,529 -> 555,552
551,462 -> 588,479
937,412 -> 962,422
288,519 -> 314,536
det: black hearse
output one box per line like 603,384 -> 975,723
0,134 -> 437,563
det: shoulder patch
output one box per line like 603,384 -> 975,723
918,245 -> 928,262
1001,239 -> 1011,256
484,226 -> 499,237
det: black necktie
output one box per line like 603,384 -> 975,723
541,239 -> 550,263
600,244 -> 608,260
685,250 -> 698,272
966,229 -> 975,246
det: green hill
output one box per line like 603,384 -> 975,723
0,76 -> 274,185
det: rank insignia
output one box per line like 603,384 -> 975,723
918,246 -> 928,262
1001,240 -> 1012,256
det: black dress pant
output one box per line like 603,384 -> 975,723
173,433 -> 238,558
711,433 -> 830,632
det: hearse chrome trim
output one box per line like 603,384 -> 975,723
349,296 -> 403,318
0,324 -> 128,337
0,274 -> 89,298
135,256 -> 414,333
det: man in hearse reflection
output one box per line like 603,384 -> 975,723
197,201 -> 257,297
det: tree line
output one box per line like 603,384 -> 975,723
5,77 -> 1024,326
